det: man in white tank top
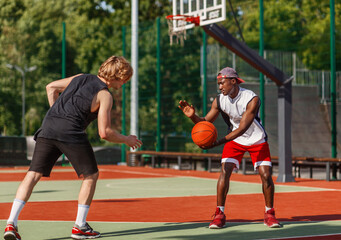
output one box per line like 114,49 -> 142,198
179,67 -> 280,229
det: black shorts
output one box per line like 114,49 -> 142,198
29,137 -> 98,177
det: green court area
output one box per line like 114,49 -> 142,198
0,220 -> 340,240
1,166 -> 341,240
0,177 -> 330,203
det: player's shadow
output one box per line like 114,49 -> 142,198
46,214 -> 341,240
45,217 -> 341,240
100,222 -> 209,238
32,190 -> 62,194
98,220 -> 341,240
46,222 -> 209,240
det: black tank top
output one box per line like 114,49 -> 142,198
34,74 -> 108,143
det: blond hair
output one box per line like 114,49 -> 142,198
98,56 -> 133,83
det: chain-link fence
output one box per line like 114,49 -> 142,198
205,44 -> 341,102
121,19 -> 340,157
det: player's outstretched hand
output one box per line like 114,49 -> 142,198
126,135 -> 143,150
178,100 -> 195,118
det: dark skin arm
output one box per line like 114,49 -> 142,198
178,96 -> 261,149
178,99 -> 220,123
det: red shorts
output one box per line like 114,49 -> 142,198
221,141 -> 272,170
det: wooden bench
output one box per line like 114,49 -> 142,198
291,156 -> 341,181
127,150 -> 222,172
126,151 -> 340,181
127,151 -> 272,173
242,156 -> 340,181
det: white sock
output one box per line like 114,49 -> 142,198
265,206 -> 272,212
218,206 -> 225,212
75,204 -> 90,227
7,199 -> 26,226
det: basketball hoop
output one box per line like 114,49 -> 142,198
166,15 -> 200,46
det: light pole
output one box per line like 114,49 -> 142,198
6,64 -> 37,136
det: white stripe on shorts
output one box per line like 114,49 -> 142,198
222,158 -> 272,171
221,158 -> 240,170
254,160 -> 272,170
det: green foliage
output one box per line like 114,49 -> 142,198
300,0 -> 341,69
242,0 -> 303,50
0,0 -> 339,149
136,19 -> 203,142
224,0 -> 341,70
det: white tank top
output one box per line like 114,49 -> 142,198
217,87 -> 267,146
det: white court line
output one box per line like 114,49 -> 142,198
99,168 -> 218,180
100,169 -> 180,178
100,169 -> 341,193
2,168 -> 339,192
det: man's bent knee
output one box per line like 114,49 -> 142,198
259,167 -> 274,186
220,163 -> 235,178
26,171 -> 43,182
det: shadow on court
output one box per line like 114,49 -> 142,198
45,222 -> 223,240
45,221 -> 341,240
32,190 -> 63,194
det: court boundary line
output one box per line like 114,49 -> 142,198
1,167 -> 338,192
100,169 -> 341,192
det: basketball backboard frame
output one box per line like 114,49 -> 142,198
171,0 -> 226,32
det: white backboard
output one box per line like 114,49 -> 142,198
172,0 -> 226,32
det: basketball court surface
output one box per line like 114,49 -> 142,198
1,0 -> 339,239
0,165 -> 340,240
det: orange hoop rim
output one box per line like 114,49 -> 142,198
166,14 -> 200,26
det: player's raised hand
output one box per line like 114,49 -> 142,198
178,100 -> 195,118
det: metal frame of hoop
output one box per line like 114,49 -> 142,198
166,15 -> 200,46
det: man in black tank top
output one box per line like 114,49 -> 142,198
3,56 -> 142,240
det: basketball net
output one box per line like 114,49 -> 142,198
167,18 -> 187,46
166,15 -> 200,46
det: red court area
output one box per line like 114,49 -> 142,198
0,165 -> 341,223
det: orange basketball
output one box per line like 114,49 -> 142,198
191,121 -> 217,148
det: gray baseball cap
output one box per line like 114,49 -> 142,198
217,67 -> 245,84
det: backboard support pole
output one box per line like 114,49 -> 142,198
277,82 -> 295,182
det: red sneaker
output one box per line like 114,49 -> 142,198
264,208 -> 281,228
209,208 -> 226,229
71,223 -> 101,239
3,223 -> 21,240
